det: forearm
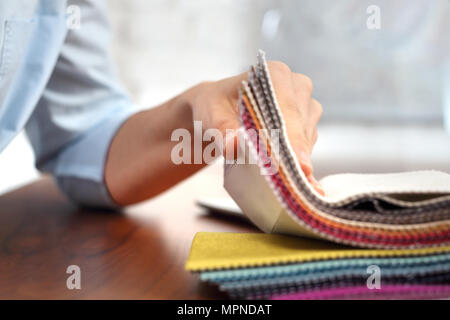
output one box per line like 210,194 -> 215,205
105,83 -> 207,206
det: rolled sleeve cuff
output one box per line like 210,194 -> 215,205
53,106 -> 139,209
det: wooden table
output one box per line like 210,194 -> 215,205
0,164 -> 257,299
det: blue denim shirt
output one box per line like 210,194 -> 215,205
0,0 -> 136,208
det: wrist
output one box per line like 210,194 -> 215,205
187,80 -> 214,111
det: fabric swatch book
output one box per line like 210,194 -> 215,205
185,52 -> 450,300
186,233 -> 450,299
224,50 -> 450,249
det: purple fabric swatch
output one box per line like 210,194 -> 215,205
271,285 -> 450,300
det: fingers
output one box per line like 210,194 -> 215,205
307,174 -> 325,196
312,128 -> 318,146
266,61 -> 297,111
223,129 -> 239,161
291,73 -> 314,107
266,62 -> 325,195
308,98 -> 323,125
213,114 -> 240,160
307,98 -> 322,145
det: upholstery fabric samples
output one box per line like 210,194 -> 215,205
186,51 -> 450,300
186,232 -> 450,300
223,50 -> 450,249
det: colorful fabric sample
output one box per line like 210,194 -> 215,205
186,232 -> 450,299
223,50 -> 450,249
186,51 -> 450,300
271,285 -> 450,300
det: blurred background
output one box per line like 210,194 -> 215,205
0,0 -> 449,195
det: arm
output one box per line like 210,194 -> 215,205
104,84 -> 204,205
106,63 -> 324,206
28,0 -> 322,209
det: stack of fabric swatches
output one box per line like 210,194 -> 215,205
186,51 -> 450,299
186,233 -> 450,299
223,50 -> 450,249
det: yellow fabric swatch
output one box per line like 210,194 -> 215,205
185,232 -> 450,271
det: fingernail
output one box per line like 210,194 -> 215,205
316,187 -> 326,196
310,176 -> 326,196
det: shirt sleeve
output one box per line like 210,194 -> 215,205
25,0 -> 137,209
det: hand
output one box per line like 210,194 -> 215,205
106,61 -> 324,206
191,61 -> 324,195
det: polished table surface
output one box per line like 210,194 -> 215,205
0,164 -> 257,299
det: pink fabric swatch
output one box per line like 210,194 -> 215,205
271,285 -> 450,300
